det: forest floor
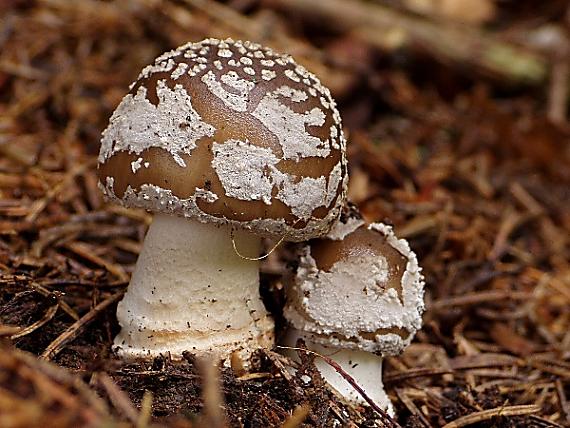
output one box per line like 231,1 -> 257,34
0,0 -> 569,427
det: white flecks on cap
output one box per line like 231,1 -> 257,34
218,49 -> 233,58
320,96 -> 331,109
211,139 -> 341,220
273,86 -> 308,103
201,70 -> 255,112
131,157 -> 144,174
155,48 -> 181,63
138,58 -> 176,81
325,162 -> 343,207
171,62 -> 189,80
242,40 -> 260,50
275,57 -> 288,66
188,63 -> 207,77
99,80 -> 215,168
284,69 -> 301,83
295,65 -> 310,78
370,224 -> 425,321
212,139 -> 279,205
194,188 -> 219,203
204,38 -> 220,46
121,38 -> 344,159
275,175 -> 328,219
261,69 -> 277,81
329,124 -> 338,139
276,166 -> 343,221
252,87 -> 329,160
284,223 -> 425,355
260,59 -> 275,67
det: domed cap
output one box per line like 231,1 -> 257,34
98,38 -> 348,241
284,215 -> 425,355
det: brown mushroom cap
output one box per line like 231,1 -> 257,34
311,227 -> 408,289
284,221 -> 425,355
98,38 -> 347,241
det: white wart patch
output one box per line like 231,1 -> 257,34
99,80 -> 215,168
253,86 -> 329,160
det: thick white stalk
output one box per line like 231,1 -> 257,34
284,330 -> 394,416
114,213 -> 274,360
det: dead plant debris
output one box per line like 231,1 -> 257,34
0,0 -> 569,427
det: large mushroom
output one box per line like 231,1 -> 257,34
98,38 -> 348,361
283,207 -> 424,414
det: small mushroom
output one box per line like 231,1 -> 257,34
282,208 -> 424,414
98,38 -> 348,361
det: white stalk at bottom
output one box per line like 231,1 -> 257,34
114,213 -> 274,361
284,329 -> 394,416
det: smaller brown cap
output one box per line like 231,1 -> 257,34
284,217 -> 425,356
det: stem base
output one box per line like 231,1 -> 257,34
283,329 -> 394,416
114,214 -> 274,361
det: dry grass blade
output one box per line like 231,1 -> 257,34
10,304 -> 58,339
383,368 -> 452,383
448,353 -> 522,370
0,347 -> 111,426
547,42 -> 569,124
0,325 -> 23,336
441,404 -> 542,428
198,356 -> 227,428
430,291 -> 533,311
40,291 -> 124,360
394,388 -> 432,427
25,161 -> 95,223
236,372 -> 271,381
230,350 -> 246,377
137,390 -> 153,428
63,241 -> 129,282
555,379 -> 570,424
97,372 -> 140,424
527,415 -> 566,427
29,282 -> 80,321
281,403 -> 311,428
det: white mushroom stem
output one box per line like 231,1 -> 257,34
284,329 -> 394,416
114,213 -> 274,361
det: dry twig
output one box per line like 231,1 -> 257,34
40,291 -> 124,361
